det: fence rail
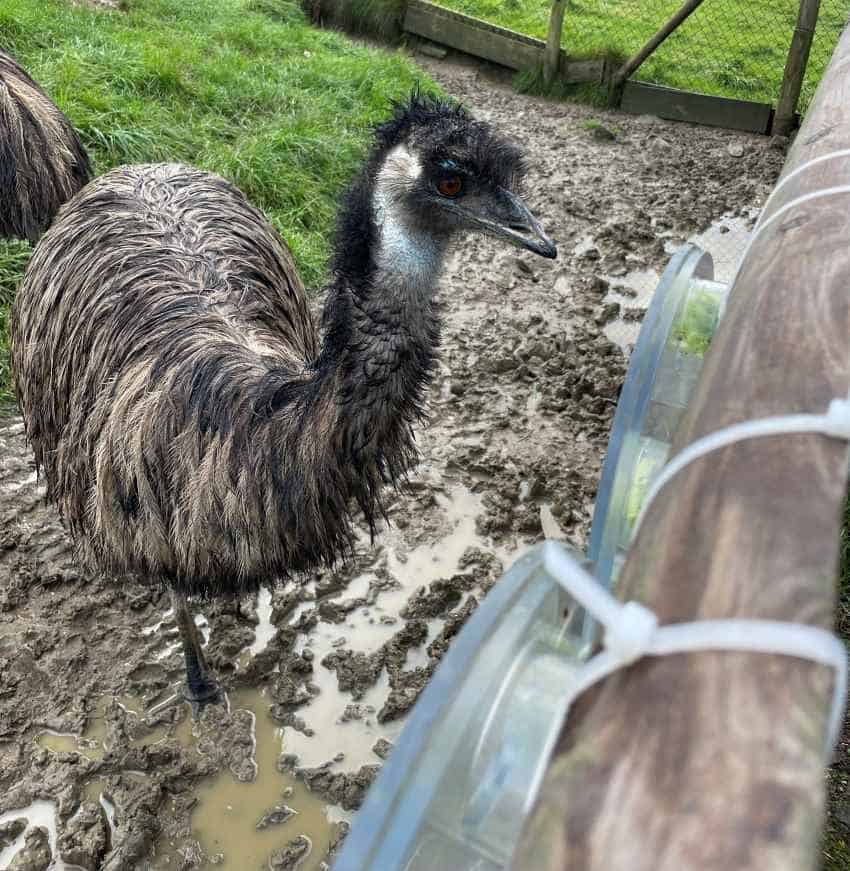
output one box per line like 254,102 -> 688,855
403,0 -> 608,82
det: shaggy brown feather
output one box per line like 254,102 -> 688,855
0,49 -> 92,241
11,163 -> 428,596
11,94 -> 549,601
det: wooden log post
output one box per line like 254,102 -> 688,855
774,0 -> 822,136
513,19 -> 850,871
609,0 -> 706,102
544,1 -> 568,87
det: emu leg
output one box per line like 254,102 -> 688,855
171,590 -> 221,715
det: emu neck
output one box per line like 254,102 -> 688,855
340,220 -> 446,442
320,175 -> 448,475
372,170 -> 446,309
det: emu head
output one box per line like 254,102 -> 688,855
372,92 -> 557,259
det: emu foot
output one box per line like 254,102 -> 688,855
147,677 -> 224,720
183,674 -> 223,719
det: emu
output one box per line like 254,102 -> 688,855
0,49 -> 92,241
11,94 -> 556,711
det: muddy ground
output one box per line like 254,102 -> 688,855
0,49 -> 789,871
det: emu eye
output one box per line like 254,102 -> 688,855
437,175 -> 463,198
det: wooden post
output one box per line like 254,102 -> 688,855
513,19 -> 850,871
544,1 -> 568,86
774,0 -> 822,136
609,0 -> 706,100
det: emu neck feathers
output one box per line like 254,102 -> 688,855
372,145 -> 444,304
316,145 -> 446,479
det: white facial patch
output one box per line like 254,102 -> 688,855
373,145 -> 442,298
377,144 -> 423,189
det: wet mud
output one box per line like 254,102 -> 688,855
0,50 -> 784,870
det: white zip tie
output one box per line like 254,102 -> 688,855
633,393 -> 850,536
727,183 -> 850,295
756,148 -> 850,228
534,541 -> 847,806
712,153 -> 850,320
535,393 -> 850,798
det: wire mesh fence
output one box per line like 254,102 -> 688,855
436,0 -> 850,111
567,0 -> 849,110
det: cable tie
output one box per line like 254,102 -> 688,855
538,542 -> 848,762
825,396 -> 850,439
604,601 -> 658,665
634,395 -> 850,536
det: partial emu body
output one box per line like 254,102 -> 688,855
0,50 -> 92,241
11,95 -> 556,710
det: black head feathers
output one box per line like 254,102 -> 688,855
329,88 -> 530,287
372,88 -> 527,193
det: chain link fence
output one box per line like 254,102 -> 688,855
438,0 -> 850,111
553,0 -> 848,111
429,1 -> 850,348
566,1 -> 848,336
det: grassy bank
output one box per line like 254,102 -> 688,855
305,0 -> 407,41
0,0 -> 432,398
435,0 -> 849,109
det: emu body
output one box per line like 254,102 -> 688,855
11,96 -> 556,706
0,50 -> 92,241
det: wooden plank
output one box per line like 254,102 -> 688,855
403,0 -> 603,82
512,19 -> 850,871
561,58 -> 606,84
621,81 -> 773,133
404,0 -> 542,70
774,0 -> 822,135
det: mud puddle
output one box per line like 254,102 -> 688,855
283,484 -> 518,772
190,688 -> 346,871
689,208 -> 758,281
599,209 -> 757,352
0,801 -> 75,871
244,588 -> 275,662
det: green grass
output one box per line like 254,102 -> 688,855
514,63 -> 610,105
307,0 -> 407,40
839,498 -> 850,641
0,0 -> 433,398
0,240 -> 30,400
436,0 -> 850,109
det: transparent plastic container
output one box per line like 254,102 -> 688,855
335,245 -> 731,870
587,244 -> 728,589
333,544 -> 591,871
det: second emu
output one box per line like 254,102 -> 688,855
0,49 -> 92,241
11,94 -> 557,709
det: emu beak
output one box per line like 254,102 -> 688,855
470,189 -> 557,259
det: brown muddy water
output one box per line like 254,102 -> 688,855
0,49 -> 784,871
